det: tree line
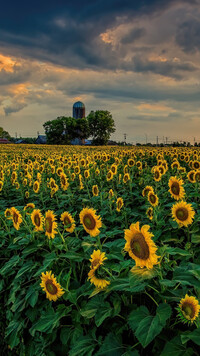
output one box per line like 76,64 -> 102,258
43,110 -> 115,145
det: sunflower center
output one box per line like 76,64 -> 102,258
182,303 -> 195,319
45,217 -> 53,233
144,188 -> 150,196
130,233 -> 150,260
64,216 -> 71,227
149,194 -> 156,203
34,214 -> 41,227
45,280 -> 58,295
194,162 -> 199,169
92,259 -> 100,268
171,182 -> 180,195
83,214 -> 96,230
176,208 -> 189,221
13,212 -> 18,224
61,176 -> 66,185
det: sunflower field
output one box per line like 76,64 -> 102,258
0,144 -> 200,356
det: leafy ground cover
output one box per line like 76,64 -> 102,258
0,144 -> 200,355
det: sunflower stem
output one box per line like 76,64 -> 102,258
97,234 -> 102,251
145,290 -> 158,306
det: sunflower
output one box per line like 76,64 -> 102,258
84,169 -> 90,179
24,203 -> 35,214
106,170 -> 113,181
192,160 -> 200,170
128,158 -> 135,167
95,168 -> 100,176
89,249 -> 107,270
172,201 -> 195,227
25,191 -> 29,199
45,210 -> 58,239
5,208 -> 12,219
177,294 -> 200,324
136,161 -> 142,170
33,180 -> 40,193
146,207 -> 153,220
147,191 -> 159,207
11,207 -> 23,230
40,271 -> 65,301
142,186 -> 154,197
111,164 -> 117,175
31,209 -> 44,232
187,170 -> 196,183
60,173 -> 69,190
108,189 -> 114,199
74,165 -> 80,175
194,170 -> 200,182
171,160 -> 180,169
116,197 -> 124,212
0,180 -> 3,191
123,173 -> 130,183
92,185 -> 99,197
88,268 -> 110,289
158,165 -> 165,175
168,176 -> 185,200
153,168 -> 161,182
80,207 -> 102,237
60,211 -> 75,233
124,222 -> 159,269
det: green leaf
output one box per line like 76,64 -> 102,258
161,335 -> 194,356
165,247 -> 191,256
15,260 -> 35,279
33,252 -> 57,276
96,333 -> 123,356
68,335 -> 96,356
95,302 -> 112,327
5,320 -> 24,349
0,255 -> 20,276
129,304 -> 172,348
25,285 -> 39,307
181,329 -> 200,346
30,306 -> 70,336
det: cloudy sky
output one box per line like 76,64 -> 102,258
0,0 -> 200,143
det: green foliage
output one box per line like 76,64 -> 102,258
87,110 -> 115,145
0,126 -> 11,140
43,116 -> 89,144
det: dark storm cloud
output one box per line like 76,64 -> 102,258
176,19 -> 200,53
4,102 -> 27,116
0,0 -> 193,70
130,56 -> 197,79
127,112 -> 186,122
120,28 -> 146,44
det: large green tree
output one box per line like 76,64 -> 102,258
43,117 -> 89,144
87,110 -> 115,145
0,127 -> 11,140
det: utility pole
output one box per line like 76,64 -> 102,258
194,137 -> 196,146
124,133 -> 127,145
15,132 -> 17,139
156,136 -> 158,146
145,134 -> 147,145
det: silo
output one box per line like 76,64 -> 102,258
73,101 -> 85,119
